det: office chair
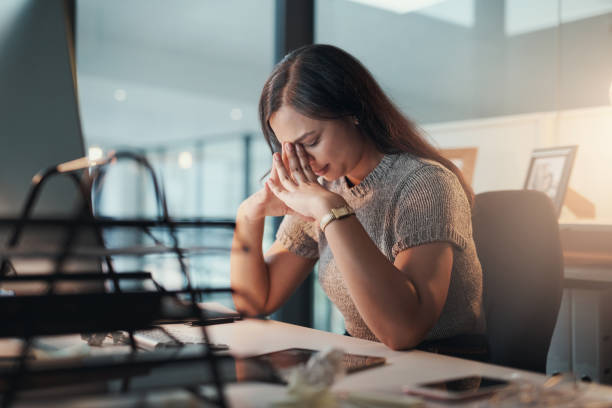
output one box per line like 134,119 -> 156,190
472,190 -> 564,373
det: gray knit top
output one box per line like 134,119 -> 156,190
276,153 -> 485,342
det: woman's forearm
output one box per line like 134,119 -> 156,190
323,215 -> 449,350
230,206 -> 270,316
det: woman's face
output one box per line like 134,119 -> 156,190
268,105 -> 375,183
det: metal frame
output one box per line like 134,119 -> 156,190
0,152 -> 236,407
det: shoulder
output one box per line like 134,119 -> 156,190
387,154 -> 471,221
390,154 -> 463,196
389,155 -> 473,255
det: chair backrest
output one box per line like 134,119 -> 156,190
472,190 -> 564,373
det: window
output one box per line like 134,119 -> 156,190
76,0 -> 276,292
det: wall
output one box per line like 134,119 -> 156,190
424,105 -> 612,220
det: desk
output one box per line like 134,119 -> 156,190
548,223 -> 612,384
214,319 -> 532,407
10,319 -> 612,407
208,319 -> 612,407
561,222 -> 612,279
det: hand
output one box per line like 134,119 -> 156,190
266,143 -> 345,221
238,155 -> 307,223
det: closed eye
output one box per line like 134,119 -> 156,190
304,137 -> 319,148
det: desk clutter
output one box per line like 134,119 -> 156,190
0,151 -> 407,407
0,151 -> 245,407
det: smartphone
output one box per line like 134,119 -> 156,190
403,375 -> 511,401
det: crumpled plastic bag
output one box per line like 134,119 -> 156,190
80,332 -> 108,347
81,331 -> 128,347
274,347 -> 346,408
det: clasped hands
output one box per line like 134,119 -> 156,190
265,142 -> 345,223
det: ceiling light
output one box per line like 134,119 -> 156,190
113,89 -> 127,102
347,0 -> 446,14
178,151 -> 193,169
88,146 -> 104,163
230,108 -> 243,121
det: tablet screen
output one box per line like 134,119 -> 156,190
248,348 -> 386,374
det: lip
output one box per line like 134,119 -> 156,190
312,164 -> 329,176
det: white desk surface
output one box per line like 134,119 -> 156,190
204,319 -> 612,407
13,318 -> 612,407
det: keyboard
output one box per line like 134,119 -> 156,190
132,325 -> 229,351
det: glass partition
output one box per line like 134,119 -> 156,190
76,0 -> 275,291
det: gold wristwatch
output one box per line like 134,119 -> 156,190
319,205 -> 355,232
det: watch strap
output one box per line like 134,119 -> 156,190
320,205 -> 355,231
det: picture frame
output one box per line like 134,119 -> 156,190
524,145 -> 577,216
439,147 -> 478,186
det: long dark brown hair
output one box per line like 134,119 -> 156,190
258,44 -> 474,206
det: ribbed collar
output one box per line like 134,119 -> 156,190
340,154 -> 399,199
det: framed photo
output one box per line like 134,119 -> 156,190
524,145 -> 577,216
439,147 -> 478,186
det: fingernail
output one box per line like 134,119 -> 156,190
274,153 -> 280,161
285,143 -> 293,152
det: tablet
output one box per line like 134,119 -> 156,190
247,348 -> 386,374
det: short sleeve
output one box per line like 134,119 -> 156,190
391,165 -> 472,258
275,215 -> 320,259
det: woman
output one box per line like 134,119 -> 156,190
230,44 -> 485,351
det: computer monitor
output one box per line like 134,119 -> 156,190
0,0 -> 84,218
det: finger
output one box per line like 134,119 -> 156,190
264,178 -> 276,196
273,153 -> 296,191
265,172 -> 283,191
266,178 -> 287,202
267,168 -> 287,194
281,144 -> 299,184
281,145 -> 291,175
295,144 -> 317,182
269,158 -> 279,183
285,143 -> 307,184
270,157 -> 285,188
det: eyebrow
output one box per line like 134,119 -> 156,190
292,130 -> 317,144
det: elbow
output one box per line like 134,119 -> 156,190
234,301 -> 267,318
376,306 -> 440,351
381,335 -> 420,351
231,291 -> 266,317
385,340 -> 409,351
232,296 -> 255,316
231,292 -> 275,317
378,327 -> 426,351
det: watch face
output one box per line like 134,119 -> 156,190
322,205 -> 355,231
332,205 -> 352,218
